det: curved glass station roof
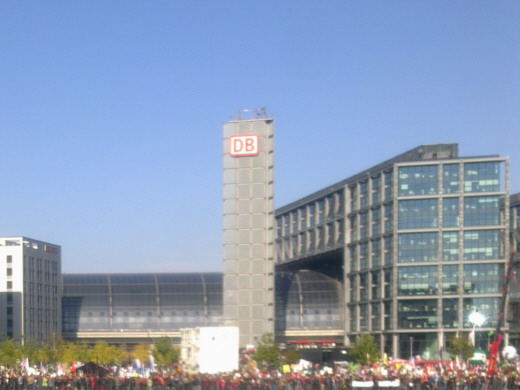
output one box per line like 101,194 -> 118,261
62,273 -> 223,332
275,270 -> 343,330
62,271 -> 343,333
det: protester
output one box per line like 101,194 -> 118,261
1,359 -> 520,390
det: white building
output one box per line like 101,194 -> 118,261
0,237 -> 62,344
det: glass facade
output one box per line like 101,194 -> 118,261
398,199 -> 438,229
443,164 -> 460,194
398,165 -> 438,196
62,273 -> 223,332
275,270 -> 342,330
398,265 -> 437,296
443,198 -> 459,227
442,232 -> 459,261
464,196 -> 500,226
398,232 -> 438,263
463,161 -> 503,193
463,230 -> 501,260
274,148 -> 502,357
462,264 -> 504,294
398,299 -> 438,329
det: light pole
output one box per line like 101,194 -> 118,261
409,336 -> 413,359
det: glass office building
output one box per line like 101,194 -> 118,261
275,144 -> 510,358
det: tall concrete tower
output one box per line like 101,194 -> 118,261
222,109 -> 275,348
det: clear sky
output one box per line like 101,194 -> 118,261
1,1 -> 519,273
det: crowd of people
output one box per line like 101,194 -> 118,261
1,361 -> 520,390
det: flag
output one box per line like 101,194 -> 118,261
148,354 -> 155,372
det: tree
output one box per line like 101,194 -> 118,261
133,343 -> 151,366
21,339 -> 41,364
251,333 -> 281,369
349,334 -> 380,364
60,341 -> 87,364
0,338 -> 22,367
152,337 -> 180,368
89,341 -> 125,365
281,348 -> 302,365
446,333 -> 474,361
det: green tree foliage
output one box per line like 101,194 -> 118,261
133,343 -> 151,365
446,333 -> 474,361
281,348 -> 302,365
251,333 -> 281,369
152,337 -> 180,368
349,334 -> 380,364
88,341 -> 126,365
21,339 -> 40,365
60,340 -> 87,364
0,339 -> 22,366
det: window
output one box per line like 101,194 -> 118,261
398,265 -> 438,296
372,207 -> 381,235
350,216 -> 357,242
398,165 -> 438,196
350,246 -> 358,272
309,204 -> 315,227
463,230 -> 500,260
371,239 -> 381,267
372,303 -> 381,330
384,236 -> 393,265
384,170 -> 393,201
337,191 -> 344,217
291,211 -> 298,233
359,243 -> 368,270
371,271 -> 380,299
398,199 -> 438,229
464,196 -> 500,226
359,304 -> 368,331
384,301 -> 392,330
398,232 -> 438,263
350,186 -> 358,212
443,198 -> 459,227
384,203 -> 393,233
372,176 -> 381,205
317,200 -> 325,224
463,161 -> 503,193
7,255 -> 12,263
360,181 -> 368,209
326,195 -> 335,219
442,232 -> 459,261
462,297 -> 499,328
360,212 -> 368,239
299,208 -> 307,230
463,264 -> 503,294
350,275 -> 357,302
398,300 -> 438,329
442,265 -> 458,295
442,299 -> 459,328
443,164 -> 459,194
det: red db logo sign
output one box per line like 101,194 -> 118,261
229,134 -> 259,157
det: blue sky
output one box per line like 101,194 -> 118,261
1,1 -> 519,273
